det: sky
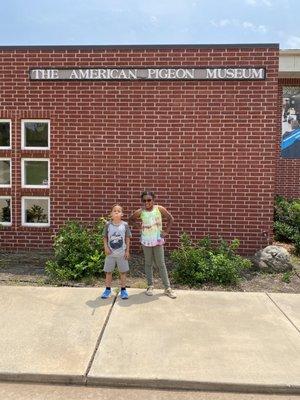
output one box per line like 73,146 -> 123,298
0,0 -> 299,49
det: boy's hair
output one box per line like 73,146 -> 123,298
111,204 -> 123,213
140,191 -> 156,200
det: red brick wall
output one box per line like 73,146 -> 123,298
0,45 -> 279,253
276,78 -> 300,199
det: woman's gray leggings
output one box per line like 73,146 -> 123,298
142,245 -> 170,288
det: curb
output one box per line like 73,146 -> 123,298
0,374 -> 300,395
0,373 -> 84,385
86,376 -> 300,395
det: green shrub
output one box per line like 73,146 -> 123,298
282,271 -> 292,283
294,234 -> 300,256
273,221 -> 297,242
274,196 -> 300,241
171,234 -> 251,287
45,218 -> 106,282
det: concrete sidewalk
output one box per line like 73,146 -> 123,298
0,286 -> 299,394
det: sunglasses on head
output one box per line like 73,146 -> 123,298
142,198 -> 153,203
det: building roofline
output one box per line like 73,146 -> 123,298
280,49 -> 300,55
279,49 -> 300,78
0,43 -> 279,51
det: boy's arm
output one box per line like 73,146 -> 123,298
103,236 -> 111,255
103,223 -> 111,255
158,205 -> 174,236
128,208 -> 142,226
124,223 -> 131,259
125,236 -> 130,259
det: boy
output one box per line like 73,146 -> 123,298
101,204 -> 131,300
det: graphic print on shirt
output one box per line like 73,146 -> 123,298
109,231 -> 124,250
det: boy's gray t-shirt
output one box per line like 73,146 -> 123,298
103,221 -> 132,256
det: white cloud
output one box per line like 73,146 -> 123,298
286,35 -> 300,48
242,21 -> 255,29
220,19 -> 231,27
245,0 -> 273,6
210,19 -> 231,28
210,19 -> 268,34
150,15 -> 159,24
242,21 -> 267,33
258,25 -> 267,33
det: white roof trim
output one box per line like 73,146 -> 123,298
279,50 -> 300,78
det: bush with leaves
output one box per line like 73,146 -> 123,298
274,195 -> 300,255
171,234 -> 251,287
45,218 -> 106,282
294,234 -> 300,256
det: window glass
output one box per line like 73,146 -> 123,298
24,160 -> 49,186
0,121 -> 10,147
23,198 -> 49,224
281,87 -> 300,159
24,122 -> 49,148
0,160 -> 11,185
0,198 -> 11,223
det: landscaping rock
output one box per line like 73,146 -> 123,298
252,245 -> 293,273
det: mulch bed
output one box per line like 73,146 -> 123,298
0,248 -> 299,293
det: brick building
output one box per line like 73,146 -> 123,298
0,44 -> 290,253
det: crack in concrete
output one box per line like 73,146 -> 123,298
265,292 -> 300,335
84,295 -> 117,381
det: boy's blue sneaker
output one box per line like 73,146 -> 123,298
120,288 -> 129,300
101,288 -> 111,299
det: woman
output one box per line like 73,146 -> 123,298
129,191 -> 176,299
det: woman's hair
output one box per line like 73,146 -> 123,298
140,191 -> 156,200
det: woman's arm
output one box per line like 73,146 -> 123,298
158,205 -> 174,236
128,208 -> 142,226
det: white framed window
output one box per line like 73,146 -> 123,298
21,159 -> 50,188
0,158 -> 11,187
22,197 -> 50,227
0,196 -> 12,226
0,120 -> 11,149
21,120 -> 50,150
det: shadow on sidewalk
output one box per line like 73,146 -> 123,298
117,291 -> 164,307
85,290 -> 167,313
85,296 -> 114,314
